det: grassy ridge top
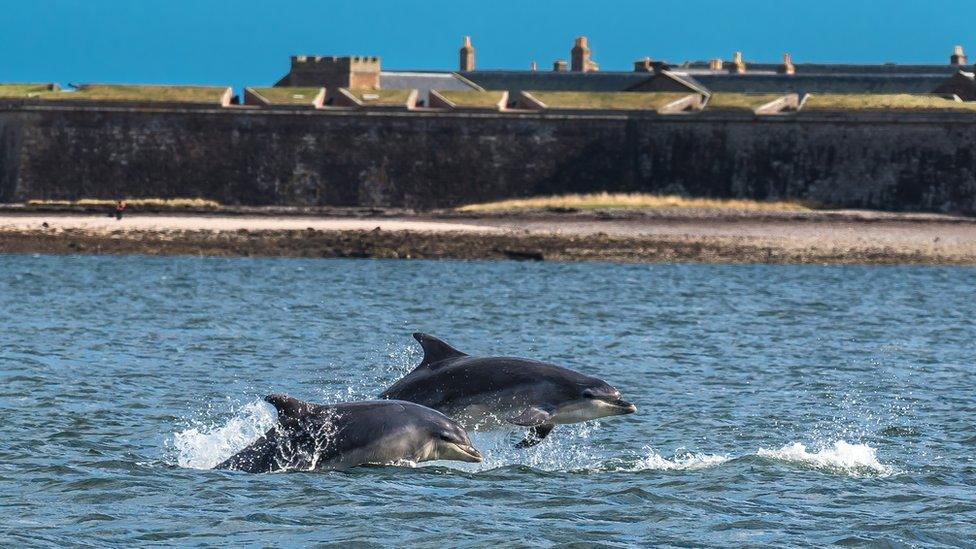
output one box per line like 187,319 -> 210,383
38,84 -> 228,103
250,87 -> 323,105
436,90 -> 505,108
802,93 -> 976,111
0,83 -> 57,98
527,91 -> 691,110
706,93 -> 790,111
350,89 -> 412,105
27,198 -> 220,208
458,192 -> 813,212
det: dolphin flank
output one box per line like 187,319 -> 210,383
380,333 -> 637,447
214,394 -> 482,473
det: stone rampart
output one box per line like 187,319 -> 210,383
1,105 -> 975,214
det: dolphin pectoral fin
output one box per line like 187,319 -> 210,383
508,406 -> 553,427
413,333 -> 468,368
515,423 -> 554,448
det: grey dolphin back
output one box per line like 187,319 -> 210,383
413,332 -> 467,367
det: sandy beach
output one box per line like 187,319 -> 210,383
1,209 -> 974,264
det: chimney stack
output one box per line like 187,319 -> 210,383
553,59 -> 567,72
634,57 -> 653,72
708,58 -> 723,71
530,60 -> 537,71
459,36 -> 475,71
729,51 -> 746,74
571,36 -> 591,72
951,45 -> 967,65
777,52 -> 795,74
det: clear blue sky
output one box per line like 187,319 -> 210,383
2,0 -> 974,89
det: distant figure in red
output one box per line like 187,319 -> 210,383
115,200 -> 126,220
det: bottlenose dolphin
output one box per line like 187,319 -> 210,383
380,333 -> 637,447
214,394 -> 482,473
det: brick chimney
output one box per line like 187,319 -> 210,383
729,51 -> 746,74
634,57 -> 653,72
951,45 -> 967,65
553,59 -> 567,72
459,36 -> 475,71
708,58 -> 723,71
530,60 -> 537,71
571,36 -> 591,72
777,52 -> 795,75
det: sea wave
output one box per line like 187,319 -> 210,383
629,449 -> 731,471
756,441 -> 894,476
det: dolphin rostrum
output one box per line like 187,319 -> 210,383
214,394 -> 483,473
379,333 -> 637,447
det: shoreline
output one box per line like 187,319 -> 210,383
0,209 -> 974,265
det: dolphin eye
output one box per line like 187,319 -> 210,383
582,389 -> 596,399
439,433 -> 454,442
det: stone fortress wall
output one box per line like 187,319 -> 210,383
2,104 -> 975,214
3,38 -> 976,214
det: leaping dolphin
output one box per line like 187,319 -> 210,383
380,333 -> 637,447
214,394 -> 482,473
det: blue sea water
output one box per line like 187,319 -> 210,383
0,255 -> 974,547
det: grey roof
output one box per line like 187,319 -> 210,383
378,65 -> 955,99
682,61 -> 962,76
459,70 -> 651,93
379,71 -> 480,103
932,71 -> 976,100
624,71 -> 711,95
691,74 -> 948,95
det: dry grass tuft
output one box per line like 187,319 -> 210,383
27,198 -> 221,208
436,90 -> 505,108
0,83 -> 57,98
36,84 -> 228,104
250,87 -> 324,105
802,93 -> 976,111
350,89 -> 413,105
527,91 -> 691,110
705,93 -> 790,111
458,192 -> 813,212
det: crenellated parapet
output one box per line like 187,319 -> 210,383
280,55 -> 381,91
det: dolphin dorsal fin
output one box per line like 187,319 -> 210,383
413,333 -> 467,367
264,394 -> 309,420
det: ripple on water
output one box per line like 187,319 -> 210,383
1,257 -> 973,546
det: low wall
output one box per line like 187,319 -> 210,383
2,105 -> 975,214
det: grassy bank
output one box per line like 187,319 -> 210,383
458,193 -> 814,212
27,198 -> 221,209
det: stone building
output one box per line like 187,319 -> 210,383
270,39 -> 972,101
274,55 -> 380,90
571,36 -> 598,72
459,36 -> 475,71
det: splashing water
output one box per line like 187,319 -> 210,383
626,448 -> 731,471
169,398 -> 894,477
172,400 -> 277,469
455,422 -> 607,472
757,441 -> 894,476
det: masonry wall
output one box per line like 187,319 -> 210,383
2,106 -> 976,214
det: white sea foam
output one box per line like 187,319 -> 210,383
172,400 -> 277,469
757,440 -> 893,476
628,449 -> 731,471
